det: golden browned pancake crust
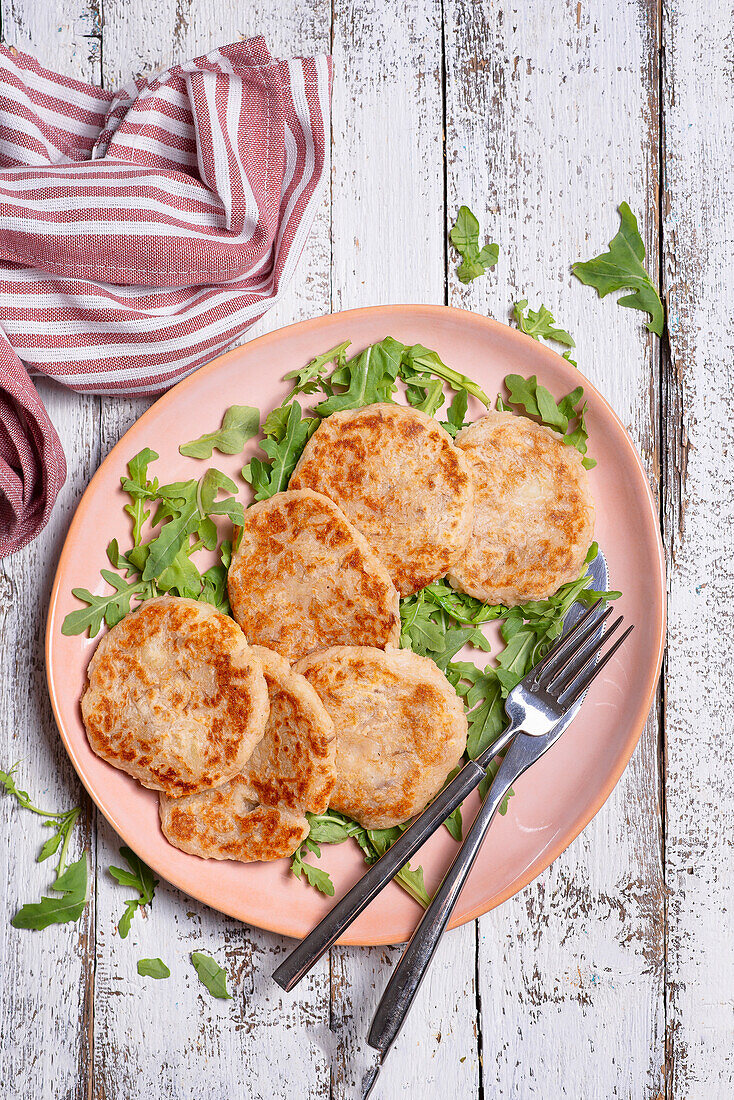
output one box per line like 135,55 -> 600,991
294,645 -> 467,830
81,596 -> 268,798
289,403 -> 474,596
448,411 -> 595,605
159,646 -> 336,861
227,489 -> 400,660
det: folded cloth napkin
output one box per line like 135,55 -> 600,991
0,38 -> 331,555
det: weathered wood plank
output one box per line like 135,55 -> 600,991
92,4 -> 334,1099
661,1 -> 734,1095
444,0 -> 665,1094
329,3 -> 480,1097
0,6 -> 101,1098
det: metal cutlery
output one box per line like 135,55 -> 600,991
273,554 -> 630,997
367,557 -> 631,1058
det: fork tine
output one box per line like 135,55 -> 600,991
559,623 -> 634,707
530,598 -> 606,687
546,609 -> 619,694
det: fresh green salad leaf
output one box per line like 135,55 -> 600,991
316,340 -> 403,415
191,952 -> 232,999
243,402 -> 317,501
441,389 -> 468,438
513,300 -> 575,348
443,801 -> 463,842
137,958 -> 170,979
123,448 -> 159,545
572,202 -> 664,336
62,572 -> 148,637
12,855 -> 89,930
62,449 -> 241,636
1,762 -> 88,929
179,405 -> 259,458
284,341 -> 351,396
502,374 -> 596,470
109,846 -> 158,938
291,810 -> 431,906
291,846 -> 336,896
450,206 -> 499,283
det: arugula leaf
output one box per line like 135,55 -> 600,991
572,202 -> 664,336
137,958 -> 170,979
179,405 -> 260,458
123,448 -> 159,546
191,952 -> 232,999
363,827 -> 431,907
502,374 -> 596,470
243,402 -> 317,502
1,763 -> 89,929
449,206 -> 499,284
62,571 -> 147,637
316,342 -> 402,415
443,802 -> 463,842
290,845 -> 336,896
284,341 -> 351,396
441,389 -> 468,438
12,854 -> 89,930
109,846 -> 158,938
197,469 -> 245,525
513,300 -> 575,348
400,344 -> 490,409
141,481 -> 201,582
291,810 -> 431,907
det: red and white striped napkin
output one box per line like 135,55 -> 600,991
0,38 -> 331,555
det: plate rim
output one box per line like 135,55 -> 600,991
45,303 -> 666,945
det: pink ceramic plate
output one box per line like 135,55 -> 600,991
46,305 -> 665,946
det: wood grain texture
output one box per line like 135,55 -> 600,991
661,0 -> 734,1094
329,4 -> 480,1096
2,0 -> 731,1096
92,4 -> 333,1099
0,5 -> 100,1098
443,1 -> 666,1095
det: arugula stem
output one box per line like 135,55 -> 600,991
56,808 -> 81,877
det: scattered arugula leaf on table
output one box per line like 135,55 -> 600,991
450,206 -> 499,283
12,855 -> 89,930
572,201 -> 664,336
1,763 -> 89,929
191,952 -> 232,999
513,300 -> 575,350
179,405 -> 259,459
109,846 -> 158,938
137,958 -> 170,979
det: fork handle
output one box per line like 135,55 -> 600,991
272,726 -> 516,993
367,764 -> 515,1057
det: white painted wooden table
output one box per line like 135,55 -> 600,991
1,1 -> 732,1097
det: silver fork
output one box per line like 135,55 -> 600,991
273,568 -> 631,997
366,593 -> 632,1060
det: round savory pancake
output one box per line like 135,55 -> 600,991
81,596 -> 268,798
289,403 -> 474,596
227,489 -> 400,660
294,645 -> 468,830
159,646 -> 336,861
447,411 -> 595,605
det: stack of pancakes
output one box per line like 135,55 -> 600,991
82,404 -> 594,863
